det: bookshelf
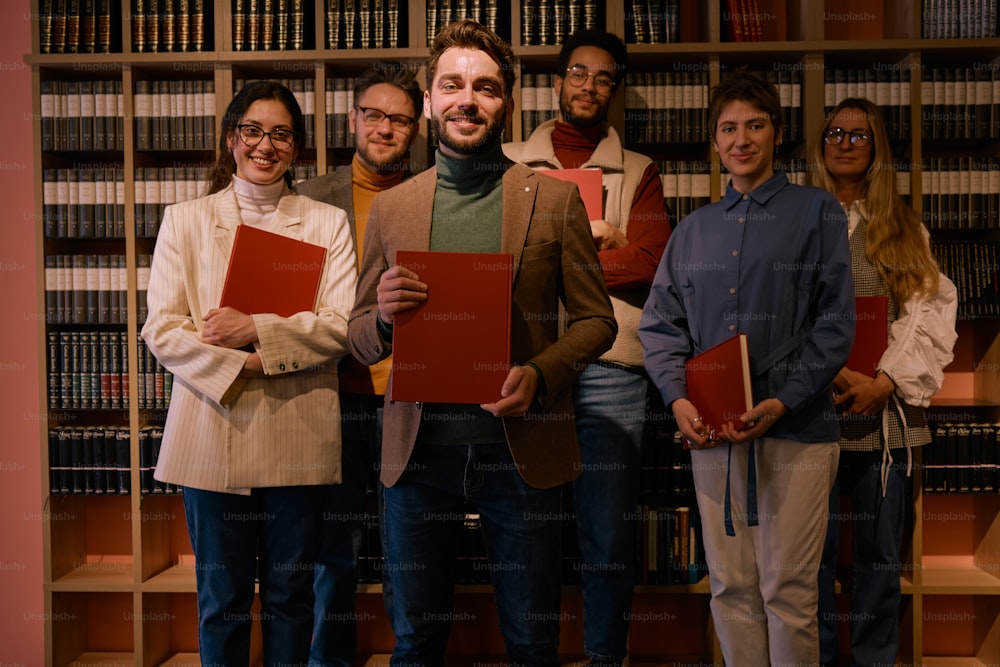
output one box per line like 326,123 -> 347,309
24,0 -> 1000,664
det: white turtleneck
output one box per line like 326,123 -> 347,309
232,175 -> 288,233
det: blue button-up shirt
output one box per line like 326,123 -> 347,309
639,171 -> 855,443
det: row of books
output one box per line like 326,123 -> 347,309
659,162 -> 710,224
635,504 -> 702,585
45,255 -> 128,326
47,330 -> 130,410
520,0 -> 600,46
38,0 -> 115,54
921,157 -> 1000,230
518,73 -> 558,141
824,67 -> 913,142
40,81 -> 125,153
324,77 -> 357,148
131,0 -> 209,53
232,0 -> 309,51
43,168 -> 127,240
135,335 -> 174,410
134,166 -> 210,238
922,0 -> 998,38
48,426 -> 131,495
234,78 -> 318,149
920,66 -> 1000,141
138,426 -> 181,494
325,0 -> 404,49
428,0 -> 504,45
721,0 -> 766,42
925,422 -> 1000,493
134,80 -> 217,151
935,241 -> 1000,318
625,0 -> 681,45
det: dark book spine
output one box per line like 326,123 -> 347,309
115,428 -> 130,494
96,0 -> 111,52
47,331 -> 60,410
133,0 -> 146,52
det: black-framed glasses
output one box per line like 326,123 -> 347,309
357,106 -> 416,130
237,124 -> 295,149
823,127 -> 872,147
564,66 -> 616,93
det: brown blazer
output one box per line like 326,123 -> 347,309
347,161 -> 617,489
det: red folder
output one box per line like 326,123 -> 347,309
541,168 -> 604,220
390,250 -> 513,404
685,333 -> 753,435
219,225 -> 326,317
847,295 -> 889,377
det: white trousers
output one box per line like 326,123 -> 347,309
691,438 -> 839,667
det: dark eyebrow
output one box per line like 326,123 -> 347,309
570,63 -> 615,78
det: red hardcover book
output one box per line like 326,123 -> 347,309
540,168 -> 604,220
390,250 -> 513,404
219,224 -> 326,317
846,295 -> 889,377
685,333 -> 753,434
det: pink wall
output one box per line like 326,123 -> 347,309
0,0 -> 45,662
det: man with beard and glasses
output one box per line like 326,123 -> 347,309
346,19 -> 617,667
296,62 -> 421,667
504,31 -> 671,666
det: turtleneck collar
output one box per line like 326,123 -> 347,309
553,119 -> 605,149
232,175 -> 287,212
352,153 -> 407,192
435,143 -> 507,191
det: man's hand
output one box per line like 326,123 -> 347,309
376,265 -> 428,325
481,365 -> 539,417
720,398 -> 789,444
591,219 -> 628,251
202,307 -> 258,348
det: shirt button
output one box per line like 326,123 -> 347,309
728,324 -> 736,331
729,287 -> 736,294
731,250 -> 738,256
738,217 -> 744,223
742,194 -> 748,200
279,363 -> 286,371
292,362 -> 299,369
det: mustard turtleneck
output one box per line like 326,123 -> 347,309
351,153 -> 407,265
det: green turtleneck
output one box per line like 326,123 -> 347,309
418,144 -> 508,446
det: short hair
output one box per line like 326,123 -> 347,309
353,61 -> 423,119
557,29 -> 628,88
707,68 -> 783,139
207,80 -> 306,194
427,19 -> 516,97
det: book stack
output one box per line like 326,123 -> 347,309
131,0 -> 208,53
134,80 -> 216,151
625,0 -> 681,44
428,0 -> 504,45
40,80 -> 125,153
45,255 -> 128,325
634,504 -> 703,585
48,426 -> 132,495
624,70 -> 709,144
47,330 -> 130,410
921,157 -> 1000,230
520,0 -> 600,46
326,0 -> 405,49
659,160 -> 711,223
934,241 -> 1000,317
43,168 -> 126,239
234,78 -> 316,149
925,422 -> 999,493
232,0 -> 309,51
824,67 -> 913,142
38,0 -> 115,54
518,73 -> 558,141
922,0 -> 998,38
921,66 -> 1000,142
721,0 -> 764,41
134,165 -> 211,239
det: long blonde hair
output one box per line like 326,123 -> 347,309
810,97 -> 939,302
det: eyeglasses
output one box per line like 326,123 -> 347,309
823,127 -> 872,147
564,66 -> 616,93
357,106 -> 416,130
237,124 -> 295,149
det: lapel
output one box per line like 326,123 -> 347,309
500,164 -> 537,277
400,168 -> 436,253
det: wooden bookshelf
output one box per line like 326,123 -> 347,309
25,0 -> 1000,664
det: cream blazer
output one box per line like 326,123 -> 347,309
142,184 -> 357,493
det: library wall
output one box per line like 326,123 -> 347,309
0,0 -> 45,664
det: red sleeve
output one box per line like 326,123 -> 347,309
600,162 -> 672,289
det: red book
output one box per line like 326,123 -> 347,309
390,250 -> 513,404
685,333 -> 753,434
540,168 -> 604,220
846,295 -> 889,377
219,225 -> 326,317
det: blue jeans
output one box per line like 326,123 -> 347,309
183,484 -> 324,667
818,449 -> 911,667
310,392 -> 385,667
383,441 -> 563,667
571,362 -> 647,664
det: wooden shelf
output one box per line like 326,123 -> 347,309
67,653 -> 134,667
921,557 -> 1000,594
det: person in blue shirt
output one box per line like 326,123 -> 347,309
638,69 -> 856,666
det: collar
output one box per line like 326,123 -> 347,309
231,175 -> 287,210
351,153 -> 407,192
434,143 -> 508,189
721,171 -> 789,211
514,119 -> 626,171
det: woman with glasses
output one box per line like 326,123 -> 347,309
811,97 -> 957,667
141,81 -> 357,666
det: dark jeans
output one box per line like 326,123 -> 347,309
183,484 -> 325,667
310,391 -> 385,667
818,449 -> 911,667
383,441 -> 563,667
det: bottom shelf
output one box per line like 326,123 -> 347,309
67,654 -> 133,666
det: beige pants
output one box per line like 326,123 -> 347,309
691,437 -> 839,667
